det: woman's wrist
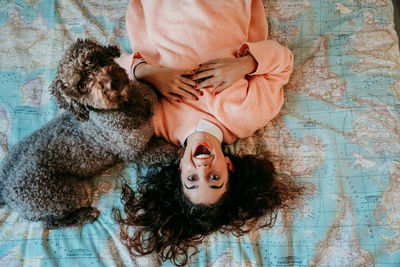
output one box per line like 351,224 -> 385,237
240,54 -> 257,75
132,59 -> 147,80
134,61 -> 154,81
134,63 -> 163,92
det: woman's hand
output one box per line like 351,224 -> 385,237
192,55 -> 258,95
135,63 -> 201,102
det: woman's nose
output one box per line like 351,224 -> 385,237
195,161 -> 209,168
193,157 -> 212,168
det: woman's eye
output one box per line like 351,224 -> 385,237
210,175 -> 219,181
187,176 -> 196,181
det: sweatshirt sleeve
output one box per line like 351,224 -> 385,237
214,0 -> 294,138
237,0 -> 293,78
114,0 -> 145,81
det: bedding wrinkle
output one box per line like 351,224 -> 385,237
2,0 -> 400,265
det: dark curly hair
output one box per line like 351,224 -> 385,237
113,153 -> 303,266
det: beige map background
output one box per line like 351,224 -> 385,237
0,0 -> 399,266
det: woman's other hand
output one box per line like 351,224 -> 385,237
192,55 -> 257,95
135,64 -> 201,102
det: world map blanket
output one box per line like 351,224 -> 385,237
0,0 -> 400,266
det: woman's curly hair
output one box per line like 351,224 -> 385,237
113,153 -> 303,266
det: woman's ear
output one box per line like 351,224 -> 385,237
225,156 -> 235,172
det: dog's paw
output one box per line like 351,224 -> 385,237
84,207 -> 101,223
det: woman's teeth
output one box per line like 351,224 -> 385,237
195,154 -> 210,159
194,144 -> 211,158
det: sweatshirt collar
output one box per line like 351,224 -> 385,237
182,119 -> 223,147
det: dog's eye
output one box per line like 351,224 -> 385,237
77,81 -> 87,94
76,76 -> 89,94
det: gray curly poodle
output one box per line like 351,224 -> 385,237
0,39 -> 180,229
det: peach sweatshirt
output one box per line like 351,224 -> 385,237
120,0 -> 294,146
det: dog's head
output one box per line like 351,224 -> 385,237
50,39 -> 132,121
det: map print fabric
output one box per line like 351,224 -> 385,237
0,0 -> 400,266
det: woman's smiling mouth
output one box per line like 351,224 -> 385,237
193,143 -> 212,159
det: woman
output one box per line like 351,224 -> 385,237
113,0 -> 302,265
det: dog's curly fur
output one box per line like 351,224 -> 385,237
0,39 -> 180,229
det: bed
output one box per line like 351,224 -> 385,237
1,0 -> 399,266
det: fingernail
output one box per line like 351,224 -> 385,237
195,97 -> 199,101
194,85 -> 197,89
214,91 -> 220,95
199,91 -> 204,96
177,99 -> 181,103
190,76 -> 194,80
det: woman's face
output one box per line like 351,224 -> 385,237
179,132 -> 233,205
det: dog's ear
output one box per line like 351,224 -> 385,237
50,77 -> 69,110
90,44 -> 121,67
104,44 -> 121,59
50,77 -> 89,122
86,45 -> 121,69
